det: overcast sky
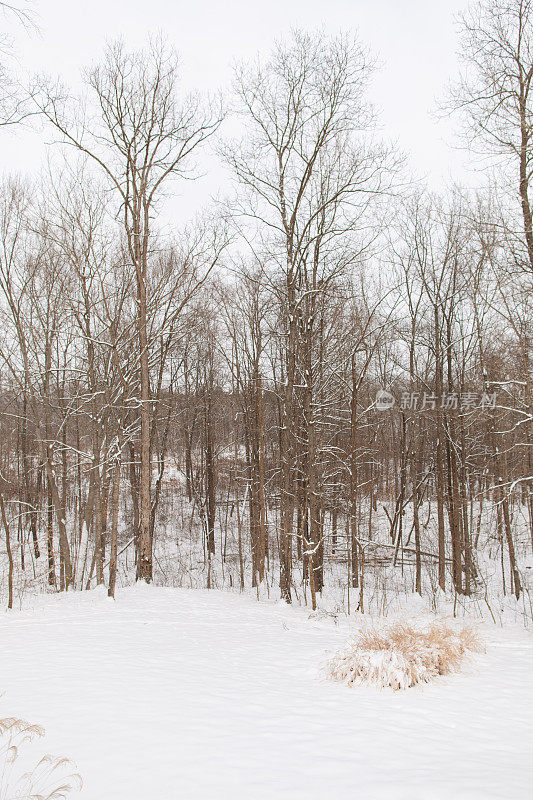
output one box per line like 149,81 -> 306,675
1,0 -> 477,216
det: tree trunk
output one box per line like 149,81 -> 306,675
108,454 -> 121,599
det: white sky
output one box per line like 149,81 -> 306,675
0,0 -> 478,218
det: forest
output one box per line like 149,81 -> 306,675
0,1 -> 531,627
1,2 -> 532,799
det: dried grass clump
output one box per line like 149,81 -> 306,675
0,716 -> 82,799
326,620 -> 483,690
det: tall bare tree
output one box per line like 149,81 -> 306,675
35,38 -> 223,580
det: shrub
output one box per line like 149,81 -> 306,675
325,619 -> 483,690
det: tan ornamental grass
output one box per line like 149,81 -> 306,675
0,715 -> 82,800
326,620 -> 484,690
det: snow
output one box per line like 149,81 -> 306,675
1,585 -> 532,799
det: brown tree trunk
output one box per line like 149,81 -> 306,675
434,306 -> 446,590
0,489 -> 14,610
205,389 -> 216,556
108,453 -> 121,599
349,355 -> 359,589
47,479 -> 56,587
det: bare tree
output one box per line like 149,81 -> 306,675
35,38 -> 224,581
225,30 -> 396,604
452,0 -> 533,275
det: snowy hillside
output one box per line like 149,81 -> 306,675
1,586 -> 532,800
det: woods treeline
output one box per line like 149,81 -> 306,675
0,0 -> 531,613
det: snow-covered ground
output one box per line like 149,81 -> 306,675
1,585 -> 532,799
